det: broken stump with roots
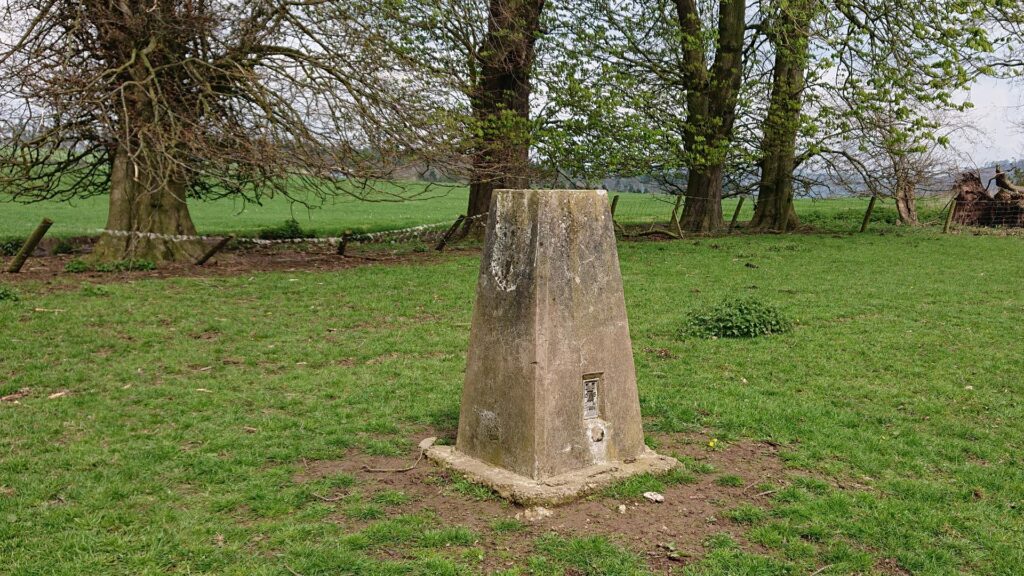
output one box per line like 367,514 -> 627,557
426,189 -> 677,506
951,170 -> 1024,228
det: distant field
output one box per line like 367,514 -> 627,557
0,182 -> 470,239
0,185 -> 953,239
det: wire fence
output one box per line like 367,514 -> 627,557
88,191 -> 1024,259
950,197 -> 1024,229
97,217 -> 468,248
75,212 -> 489,265
606,190 -> 973,235
6,189 -> 1021,272
608,191 -> 754,235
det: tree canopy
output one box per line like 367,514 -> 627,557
0,0 -> 465,260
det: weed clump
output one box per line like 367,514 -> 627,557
0,285 -> 19,302
80,284 -> 111,297
64,259 -> 90,273
0,238 -> 22,256
258,219 -> 306,240
686,298 -> 792,338
95,259 -> 156,272
53,238 -> 76,255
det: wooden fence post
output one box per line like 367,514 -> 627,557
609,194 -> 620,218
6,218 -> 53,273
943,196 -> 957,234
195,236 -> 234,266
669,193 -> 684,227
435,215 -> 467,251
728,197 -> 746,231
859,196 -> 878,233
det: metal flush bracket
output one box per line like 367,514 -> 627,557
582,373 -> 602,420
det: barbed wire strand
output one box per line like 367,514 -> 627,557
94,213 -> 490,247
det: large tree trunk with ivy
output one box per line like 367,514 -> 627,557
751,0 -> 816,232
466,120 -> 530,221
465,0 -> 545,231
672,0 -> 746,233
92,146 -> 203,263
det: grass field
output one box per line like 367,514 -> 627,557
2,227 -> 1023,575
0,183 -> 470,239
0,186 -> 953,240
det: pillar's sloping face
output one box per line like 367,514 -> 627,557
456,189 -> 646,480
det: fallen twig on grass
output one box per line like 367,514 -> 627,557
340,254 -> 384,262
1,388 -> 30,402
361,436 -> 437,474
311,492 -> 346,503
361,451 -> 425,473
624,228 -> 681,240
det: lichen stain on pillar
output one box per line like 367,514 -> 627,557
428,189 -> 677,505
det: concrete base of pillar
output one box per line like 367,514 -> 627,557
426,444 -> 679,506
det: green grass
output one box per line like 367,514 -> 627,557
371,489 -> 411,507
602,468 -> 698,500
0,181 -> 470,239
489,518 -> 525,533
2,229 -> 1024,574
528,534 -> 651,575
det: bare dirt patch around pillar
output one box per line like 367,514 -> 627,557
294,431 -> 792,572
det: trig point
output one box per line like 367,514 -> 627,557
426,189 -> 677,505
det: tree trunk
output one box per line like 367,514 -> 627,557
466,125 -> 530,224
889,155 -> 919,225
750,0 -> 816,232
464,0 -> 545,233
680,164 -> 726,232
894,184 -> 918,225
673,0 -> 746,233
92,146 -> 203,263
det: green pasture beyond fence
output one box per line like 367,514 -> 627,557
1,186 -> 956,242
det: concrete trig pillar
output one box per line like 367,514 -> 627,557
426,189 -> 677,505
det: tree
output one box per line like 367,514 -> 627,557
674,0 -> 747,232
468,0 -> 547,222
0,0 -> 462,262
750,0 -> 818,231
810,106 -> 967,224
983,2 -> 1024,73
751,0 -> 1001,231
378,0 -> 546,231
540,0 -> 751,232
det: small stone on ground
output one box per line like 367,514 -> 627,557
517,506 -> 554,522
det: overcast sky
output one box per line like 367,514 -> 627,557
957,76 -> 1024,165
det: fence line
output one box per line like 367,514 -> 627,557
607,191 -> 973,234
948,197 -> 1024,230
94,212 -> 489,248
93,192 -> 1015,246
22,192 -> 1009,265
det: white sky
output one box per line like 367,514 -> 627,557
956,76 -> 1024,164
